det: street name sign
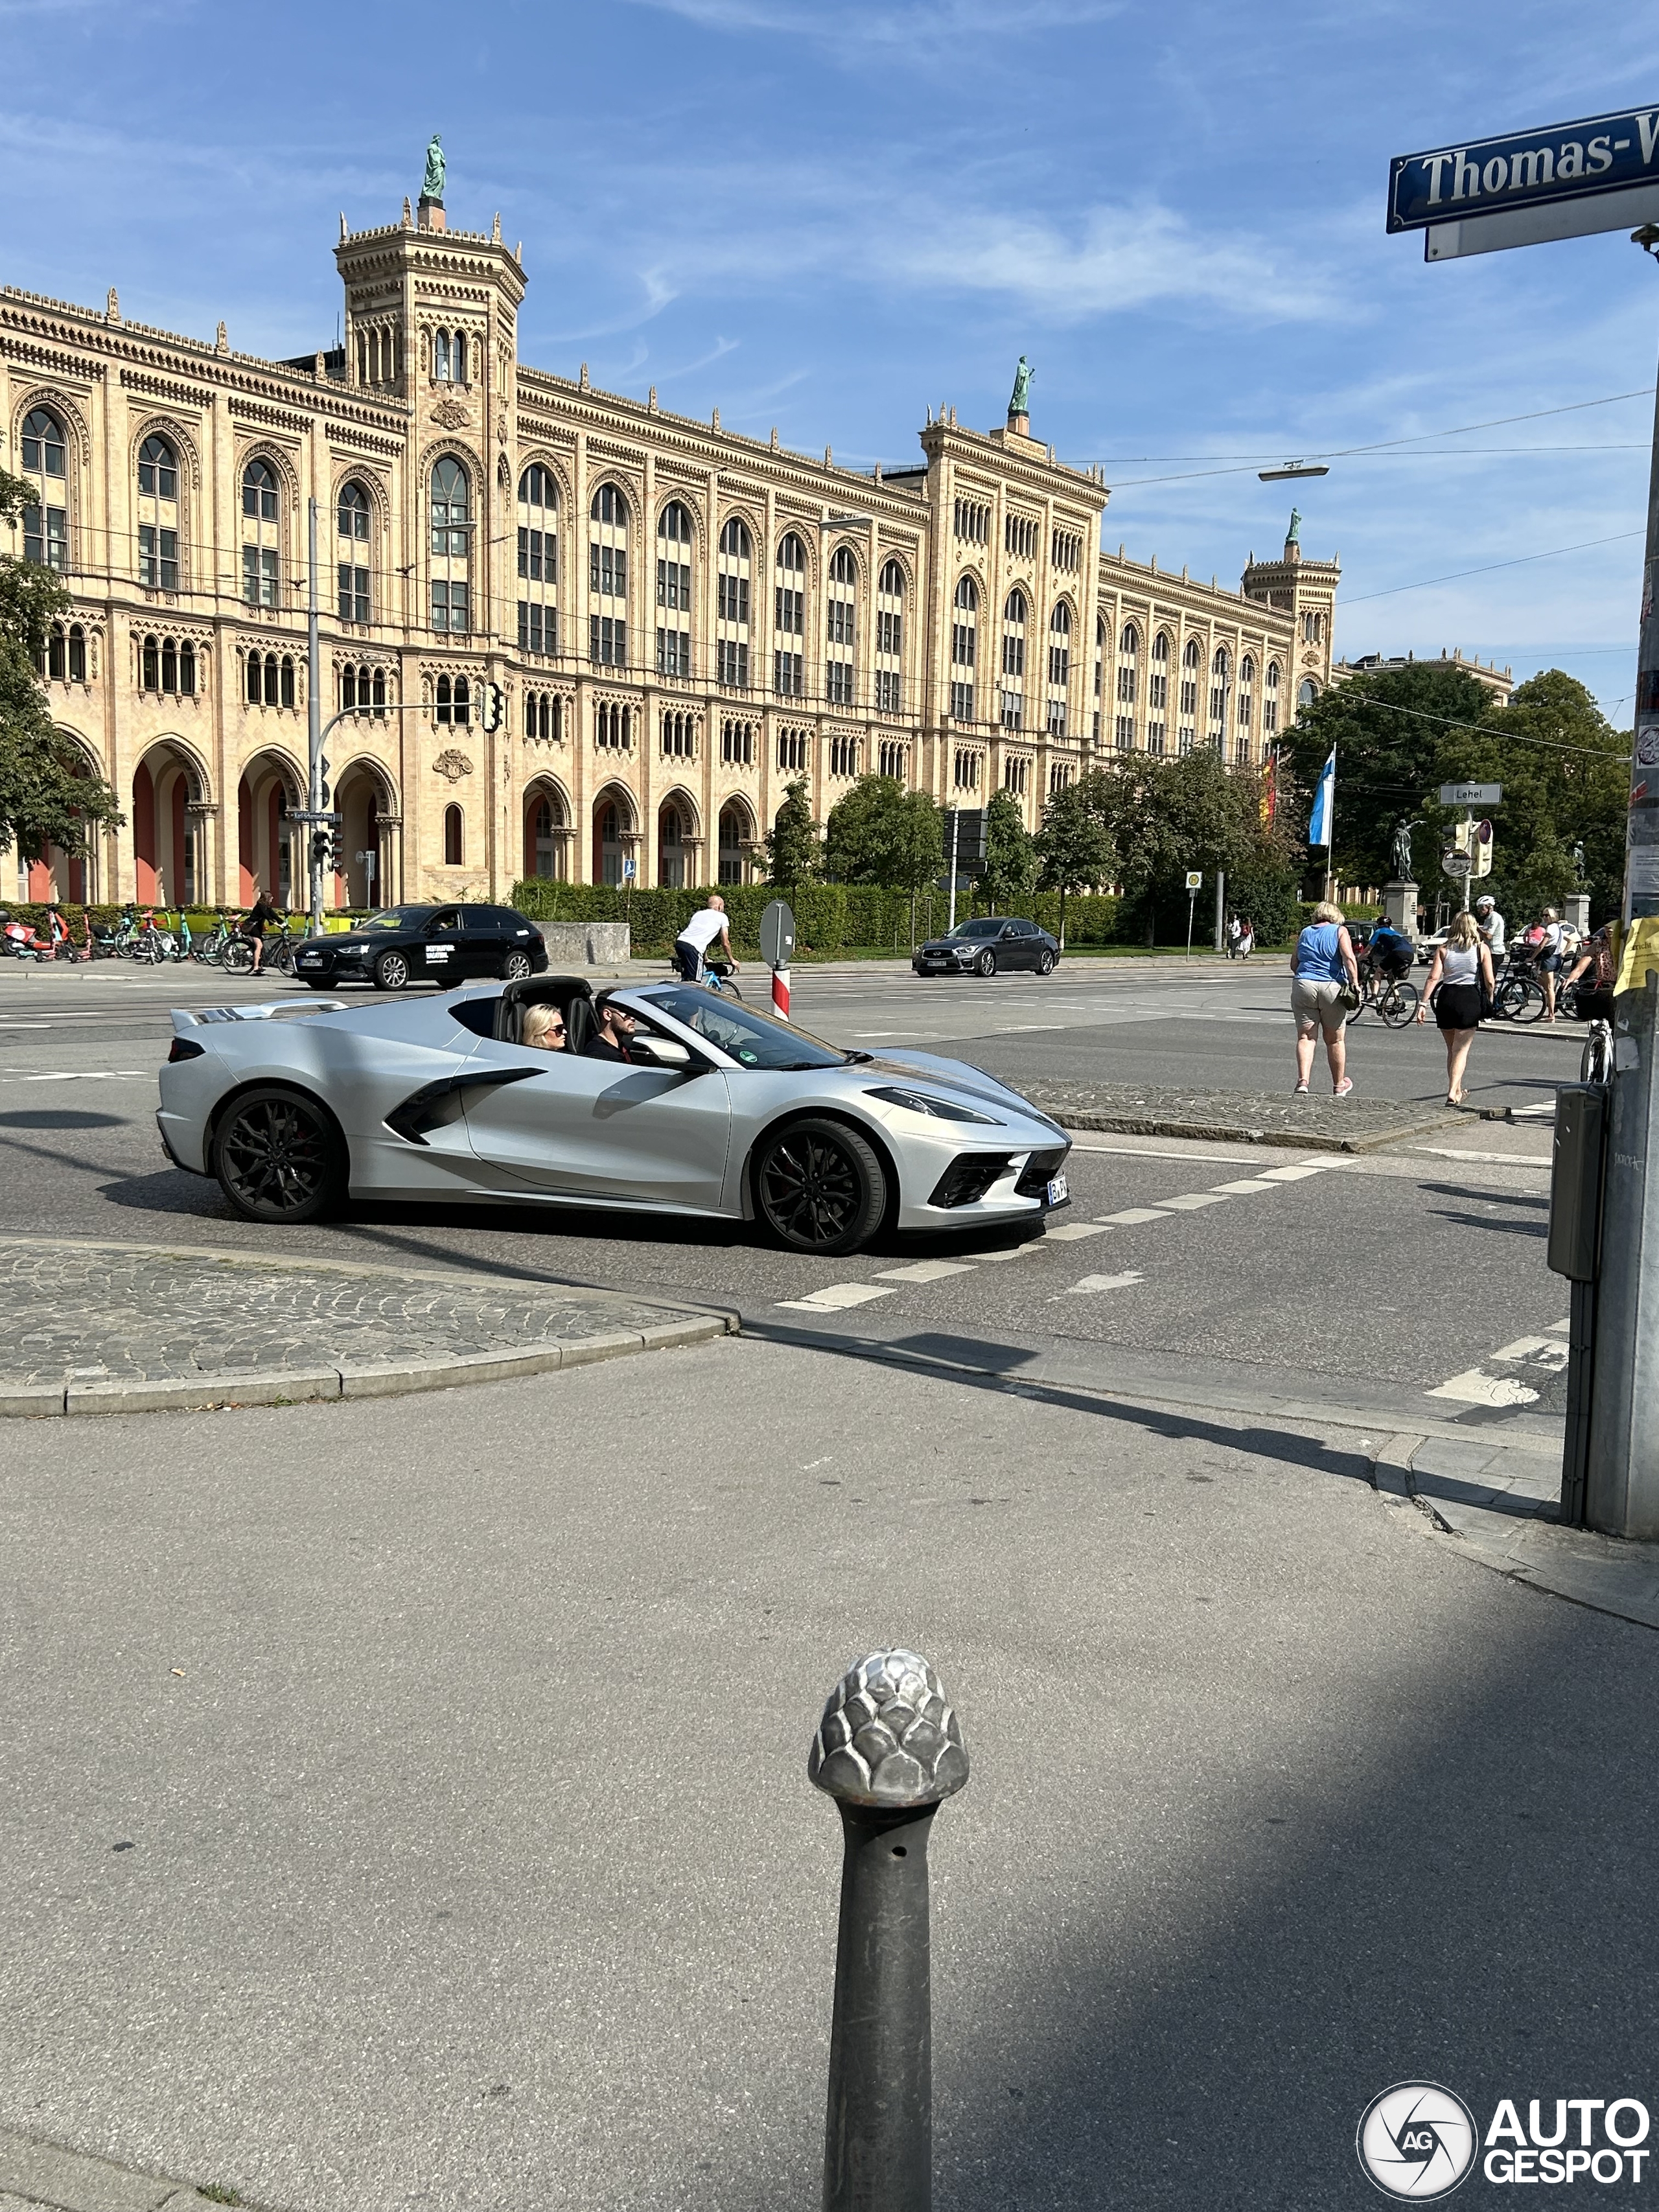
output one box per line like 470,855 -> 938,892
1389,106 -> 1659,259
1439,782 -> 1502,806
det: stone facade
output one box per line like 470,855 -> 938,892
1330,648 -> 1514,708
5,181 -> 1336,909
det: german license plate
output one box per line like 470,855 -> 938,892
1046,1172 -> 1069,1206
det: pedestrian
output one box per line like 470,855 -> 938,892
1562,921 -> 1618,1025
1238,917 -> 1254,960
672,893 -> 739,984
1226,913 -> 1242,959
1290,899 -> 1361,1097
1416,911 -> 1493,1106
1474,894 -> 1505,961
1537,907 -> 1564,1022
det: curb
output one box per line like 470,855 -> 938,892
0,2123 -> 251,2212
1051,1107 -> 1464,1155
0,1237 -> 736,1417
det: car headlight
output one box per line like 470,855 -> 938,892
866,1084 -> 1003,1125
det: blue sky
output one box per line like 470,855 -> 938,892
4,0 -> 1654,720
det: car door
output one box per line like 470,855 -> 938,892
1000,921 -> 1030,970
419,906 -> 466,982
458,1031 -> 732,1210
459,909 -> 505,979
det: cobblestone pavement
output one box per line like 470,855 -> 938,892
0,1237 -> 730,1408
1026,1078 -> 1462,1151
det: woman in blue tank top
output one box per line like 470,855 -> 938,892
1290,901 -> 1360,1096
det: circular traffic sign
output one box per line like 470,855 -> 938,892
1443,850 -> 1473,878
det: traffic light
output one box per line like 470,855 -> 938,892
310,830 -> 330,875
481,682 -> 506,734
317,757 -> 331,809
1472,819 -> 1494,878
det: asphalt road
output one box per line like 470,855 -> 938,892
0,957 -> 1570,1441
1,1338 -> 1654,2212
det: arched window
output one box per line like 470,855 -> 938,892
435,673 -> 470,727
1236,655 -> 1255,758
135,433 -> 180,589
280,655 -> 296,710
1147,631 -> 1170,743
1181,637 -> 1201,668
241,459 -> 279,606
45,622 -> 87,683
433,329 -> 451,382
826,546 -> 857,707
1120,623 -> 1139,655
21,407 -> 68,570
518,464 -> 559,655
1209,647 -> 1231,735
656,502 -> 693,678
658,800 -> 687,889
590,485 -> 629,668
1001,590 -> 1027,732
452,332 -> 468,384
336,480 -> 371,623
430,458 -> 470,634
951,575 -> 978,723
717,517 -> 752,688
1298,677 -> 1319,709
1264,658 -> 1281,736
180,640 -> 195,695
161,638 -> 177,693
774,533 -> 806,697
1093,613 -> 1106,740
444,804 -> 463,866
1047,604 -> 1072,735
143,636 -> 159,691
875,561 -> 904,714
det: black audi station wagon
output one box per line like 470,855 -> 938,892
293,905 -> 549,992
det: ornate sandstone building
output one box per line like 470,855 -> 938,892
4,163 -> 1336,910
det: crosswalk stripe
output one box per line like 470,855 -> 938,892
776,1283 -> 897,1312
1210,1178 -> 1282,1194
1043,1221 -> 1112,1240
874,1259 -> 978,1283
1426,1368 -> 1540,1407
1158,1193 -> 1232,1211
1064,1270 -> 1144,1295
1096,1206 -> 1170,1224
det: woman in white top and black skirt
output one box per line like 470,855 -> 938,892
1416,911 -> 1494,1106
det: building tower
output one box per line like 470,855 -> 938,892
1242,511 -> 1340,714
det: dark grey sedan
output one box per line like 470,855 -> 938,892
912,917 -> 1060,978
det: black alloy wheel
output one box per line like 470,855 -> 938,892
754,1117 -> 886,1257
374,949 -> 410,991
502,949 -> 534,980
1036,948 -> 1056,975
975,949 -> 997,977
212,1086 -> 345,1224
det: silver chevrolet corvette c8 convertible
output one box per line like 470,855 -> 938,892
157,975 -> 1072,1257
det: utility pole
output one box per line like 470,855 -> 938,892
1212,867 -> 1225,954
947,808 -> 960,935
1584,225 -> 1659,1538
307,496 -> 323,935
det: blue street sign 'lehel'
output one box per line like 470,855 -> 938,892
1388,105 -> 1659,231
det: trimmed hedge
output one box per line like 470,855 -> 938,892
509,878 -> 1126,957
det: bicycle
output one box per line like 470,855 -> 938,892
264,916 -> 304,977
702,957 -> 743,1001
1581,1018 -> 1614,1086
1344,964 -> 1419,1027
1491,952 -> 1546,1023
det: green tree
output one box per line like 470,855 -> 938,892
980,788 -> 1037,911
760,777 -> 821,887
0,467 -> 122,868
1034,778 -> 1115,944
824,774 -> 940,889
1089,752 -> 1294,942
1282,661 -> 1496,891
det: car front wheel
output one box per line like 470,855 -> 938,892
754,1117 -> 887,1257
1036,948 -> 1056,975
374,950 -> 410,991
975,949 -> 997,977
502,950 -> 534,980
212,1086 -> 346,1224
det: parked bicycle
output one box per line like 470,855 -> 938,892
1491,948 -> 1548,1023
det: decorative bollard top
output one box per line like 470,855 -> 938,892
809,1648 -> 969,1809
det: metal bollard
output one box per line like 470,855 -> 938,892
809,1648 -> 971,2212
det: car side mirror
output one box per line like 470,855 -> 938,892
629,1035 -> 691,1069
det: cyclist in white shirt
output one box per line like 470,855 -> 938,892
1474,896 -> 1505,960
673,894 -> 739,983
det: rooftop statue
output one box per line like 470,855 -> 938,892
1008,355 -> 1033,417
423,134 -> 445,204
1286,506 -> 1302,545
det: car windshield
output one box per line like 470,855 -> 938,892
360,909 -> 424,931
949,919 -> 1004,939
635,986 -> 848,1070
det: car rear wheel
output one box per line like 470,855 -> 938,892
212,1086 -> 346,1225
754,1117 -> 887,1257
1036,949 -> 1056,975
502,950 -> 534,980
374,950 -> 410,991
975,949 -> 997,977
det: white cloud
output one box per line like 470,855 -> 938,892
623,0 -> 1124,46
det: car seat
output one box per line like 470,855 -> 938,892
495,975 -> 592,1047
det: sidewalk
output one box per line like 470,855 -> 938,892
0,1236 -> 733,1415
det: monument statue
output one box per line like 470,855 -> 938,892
422,134 -> 445,204
1573,839 -> 1587,883
1008,355 -> 1033,418
1392,819 -> 1416,881
1286,506 -> 1302,546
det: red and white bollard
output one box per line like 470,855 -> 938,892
771,964 -> 791,1022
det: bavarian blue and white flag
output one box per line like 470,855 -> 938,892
1308,747 -> 1336,849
